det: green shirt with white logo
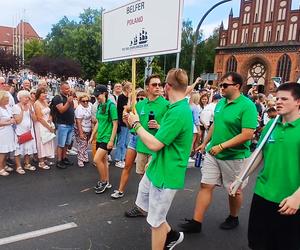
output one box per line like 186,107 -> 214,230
254,117 -> 300,204
96,99 -> 118,143
207,94 -> 257,160
146,99 -> 193,189
136,96 -> 169,155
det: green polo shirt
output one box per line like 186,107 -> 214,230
136,96 -> 169,155
146,98 -> 193,189
207,94 -> 257,160
254,117 -> 300,204
96,99 -> 118,143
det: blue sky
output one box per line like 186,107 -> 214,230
0,0 -> 299,39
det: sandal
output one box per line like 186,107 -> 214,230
0,169 -> 9,176
5,165 -> 14,172
38,162 -> 50,170
24,164 -> 36,171
16,167 -> 25,175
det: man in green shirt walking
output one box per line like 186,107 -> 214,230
127,68 -> 193,250
180,72 -> 258,233
247,82 -> 300,250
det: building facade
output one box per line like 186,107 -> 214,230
214,0 -> 300,93
0,22 -> 40,53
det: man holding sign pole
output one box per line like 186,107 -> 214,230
232,82 -> 300,250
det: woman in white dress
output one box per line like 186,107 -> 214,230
0,91 -> 16,176
13,90 -> 37,174
34,87 -> 55,169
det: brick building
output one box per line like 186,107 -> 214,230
0,22 -> 40,52
214,0 -> 300,93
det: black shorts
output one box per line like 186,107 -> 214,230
248,193 -> 300,250
96,142 -> 112,154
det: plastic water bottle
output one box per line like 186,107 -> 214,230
195,152 -> 202,168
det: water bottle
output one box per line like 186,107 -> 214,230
148,111 -> 155,129
195,152 -> 202,168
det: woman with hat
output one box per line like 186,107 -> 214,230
89,84 -> 118,194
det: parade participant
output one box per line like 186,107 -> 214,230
124,74 -> 169,217
89,85 -> 118,194
115,82 -> 132,168
127,68 -> 193,250
179,72 -> 257,233
111,90 -> 146,199
51,82 -> 75,169
246,82 -> 300,250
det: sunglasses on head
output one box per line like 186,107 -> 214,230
219,83 -> 237,89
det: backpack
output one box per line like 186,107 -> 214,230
49,95 -> 63,125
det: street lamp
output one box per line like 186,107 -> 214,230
189,0 -> 232,84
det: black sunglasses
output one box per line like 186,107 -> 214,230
81,100 -> 89,103
150,83 -> 162,87
137,97 -> 145,101
219,83 -> 237,89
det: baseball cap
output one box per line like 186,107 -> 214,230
93,84 -> 107,96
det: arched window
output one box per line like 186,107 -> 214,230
276,54 -> 291,83
226,56 -> 237,72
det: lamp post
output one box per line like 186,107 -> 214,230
189,0 -> 232,84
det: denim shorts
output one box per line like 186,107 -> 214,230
56,124 -> 74,148
127,133 -> 137,150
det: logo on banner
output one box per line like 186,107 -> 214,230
122,28 -> 149,51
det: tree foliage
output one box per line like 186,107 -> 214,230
24,39 -> 45,64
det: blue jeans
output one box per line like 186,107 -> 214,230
56,124 -> 74,148
114,126 -> 130,161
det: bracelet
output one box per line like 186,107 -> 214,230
134,124 -> 142,133
132,121 -> 140,129
218,144 -> 224,150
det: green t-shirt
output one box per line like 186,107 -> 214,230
146,98 -> 193,189
207,94 -> 257,160
136,96 -> 169,154
254,117 -> 300,204
96,99 -> 118,143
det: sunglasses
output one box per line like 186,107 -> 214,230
150,83 -> 162,87
137,97 -> 145,101
81,100 -> 89,103
219,83 -> 237,89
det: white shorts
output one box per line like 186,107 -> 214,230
201,153 -> 248,190
135,175 -> 177,228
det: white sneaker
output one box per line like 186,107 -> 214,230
111,190 -> 124,199
67,149 -> 77,155
108,155 -> 112,162
115,161 -> 125,168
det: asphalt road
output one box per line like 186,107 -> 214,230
0,157 -> 255,250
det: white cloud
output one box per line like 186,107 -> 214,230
201,22 -> 221,38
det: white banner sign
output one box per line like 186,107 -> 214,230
102,0 -> 183,62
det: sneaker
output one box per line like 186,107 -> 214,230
67,149 -> 77,155
178,219 -> 202,233
115,161 -> 125,169
4,166 -> 14,172
164,230 -> 184,250
94,181 -> 112,190
111,190 -> 124,199
78,161 -> 84,167
56,161 -> 67,169
95,181 -> 110,194
219,215 -> 239,230
108,155 -> 112,162
124,206 -> 146,218
62,158 -> 73,166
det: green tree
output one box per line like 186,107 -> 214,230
24,39 -> 45,64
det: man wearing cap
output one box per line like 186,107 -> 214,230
51,82 -> 75,169
180,72 -> 257,233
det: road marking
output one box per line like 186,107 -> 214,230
0,222 -> 78,246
